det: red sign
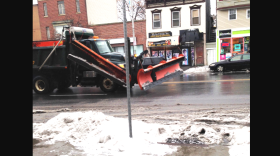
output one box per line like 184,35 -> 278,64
221,42 -> 229,47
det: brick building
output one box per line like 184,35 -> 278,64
33,4 -> 42,41
89,20 -> 147,55
37,0 -> 88,40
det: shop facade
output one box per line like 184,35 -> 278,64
216,27 -> 250,62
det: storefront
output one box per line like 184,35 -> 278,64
217,28 -> 250,61
147,29 -> 203,66
147,31 -> 183,62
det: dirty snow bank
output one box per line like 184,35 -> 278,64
183,66 -> 210,73
33,111 -> 250,156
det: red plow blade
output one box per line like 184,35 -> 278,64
137,54 -> 185,91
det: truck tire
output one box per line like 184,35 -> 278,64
99,77 -> 118,93
33,76 -> 53,94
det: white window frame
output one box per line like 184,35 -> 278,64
58,1 -> 65,15
76,0 -> 81,13
246,9 -> 250,19
46,27 -> 50,40
172,11 -> 180,27
191,9 -> 200,26
153,13 -> 161,29
43,3 -> 48,16
228,9 -> 237,20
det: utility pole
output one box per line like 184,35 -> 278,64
123,0 -> 133,138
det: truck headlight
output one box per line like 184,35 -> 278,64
209,64 -> 216,66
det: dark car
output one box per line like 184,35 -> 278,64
209,53 -> 250,72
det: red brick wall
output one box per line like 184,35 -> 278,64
38,0 -> 88,40
88,20 -> 147,50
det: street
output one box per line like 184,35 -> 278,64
33,71 -> 250,110
33,71 -> 250,156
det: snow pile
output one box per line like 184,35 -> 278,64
33,111 -> 179,156
183,66 -> 210,73
33,111 -> 250,156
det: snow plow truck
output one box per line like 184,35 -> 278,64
33,26 -> 184,94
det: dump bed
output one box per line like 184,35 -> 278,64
33,44 -> 68,70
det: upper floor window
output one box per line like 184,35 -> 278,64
229,9 -> 237,20
171,7 -> 181,27
246,9 -> 250,19
46,27 -> 50,40
43,3 -> 48,16
58,1 -> 65,15
151,9 -> 161,29
190,5 -> 201,26
76,0 -> 80,13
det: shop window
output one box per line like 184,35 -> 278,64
232,37 -> 244,54
220,38 -> 231,60
229,9 -> 237,20
152,51 -> 158,57
244,36 -> 250,53
166,50 -> 172,61
159,50 -> 165,59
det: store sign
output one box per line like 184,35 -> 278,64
219,29 -> 231,38
234,44 -> 241,51
221,42 -> 229,47
149,31 -> 172,38
148,39 -> 171,47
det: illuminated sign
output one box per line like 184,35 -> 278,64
149,31 -> 172,38
221,42 -> 229,47
148,39 -> 171,47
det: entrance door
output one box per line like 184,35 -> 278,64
207,49 -> 215,66
196,46 -> 204,65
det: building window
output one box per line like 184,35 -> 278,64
46,27 -> 50,40
171,7 -> 181,27
76,0 -> 80,13
151,9 -> 161,29
190,5 -> 201,26
246,9 -> 250,19
229,9 -> 237,20
43,3 -> 48,16
58,1 -> 65,15
153,13 -> 161,28
172,11 -> 180,27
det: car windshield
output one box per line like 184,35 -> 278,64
95,40 -> 114,54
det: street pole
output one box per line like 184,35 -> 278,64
123,0 -> 132,138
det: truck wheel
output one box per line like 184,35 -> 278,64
33,76 -> 52,94
99,77 -> 117,93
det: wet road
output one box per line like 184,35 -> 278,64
33,71 -> 250,110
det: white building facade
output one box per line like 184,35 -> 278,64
145,0 -> 212,66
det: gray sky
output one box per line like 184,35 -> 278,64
33,0 -> 216,14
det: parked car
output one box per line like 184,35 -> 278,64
209,53 -> 250,72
